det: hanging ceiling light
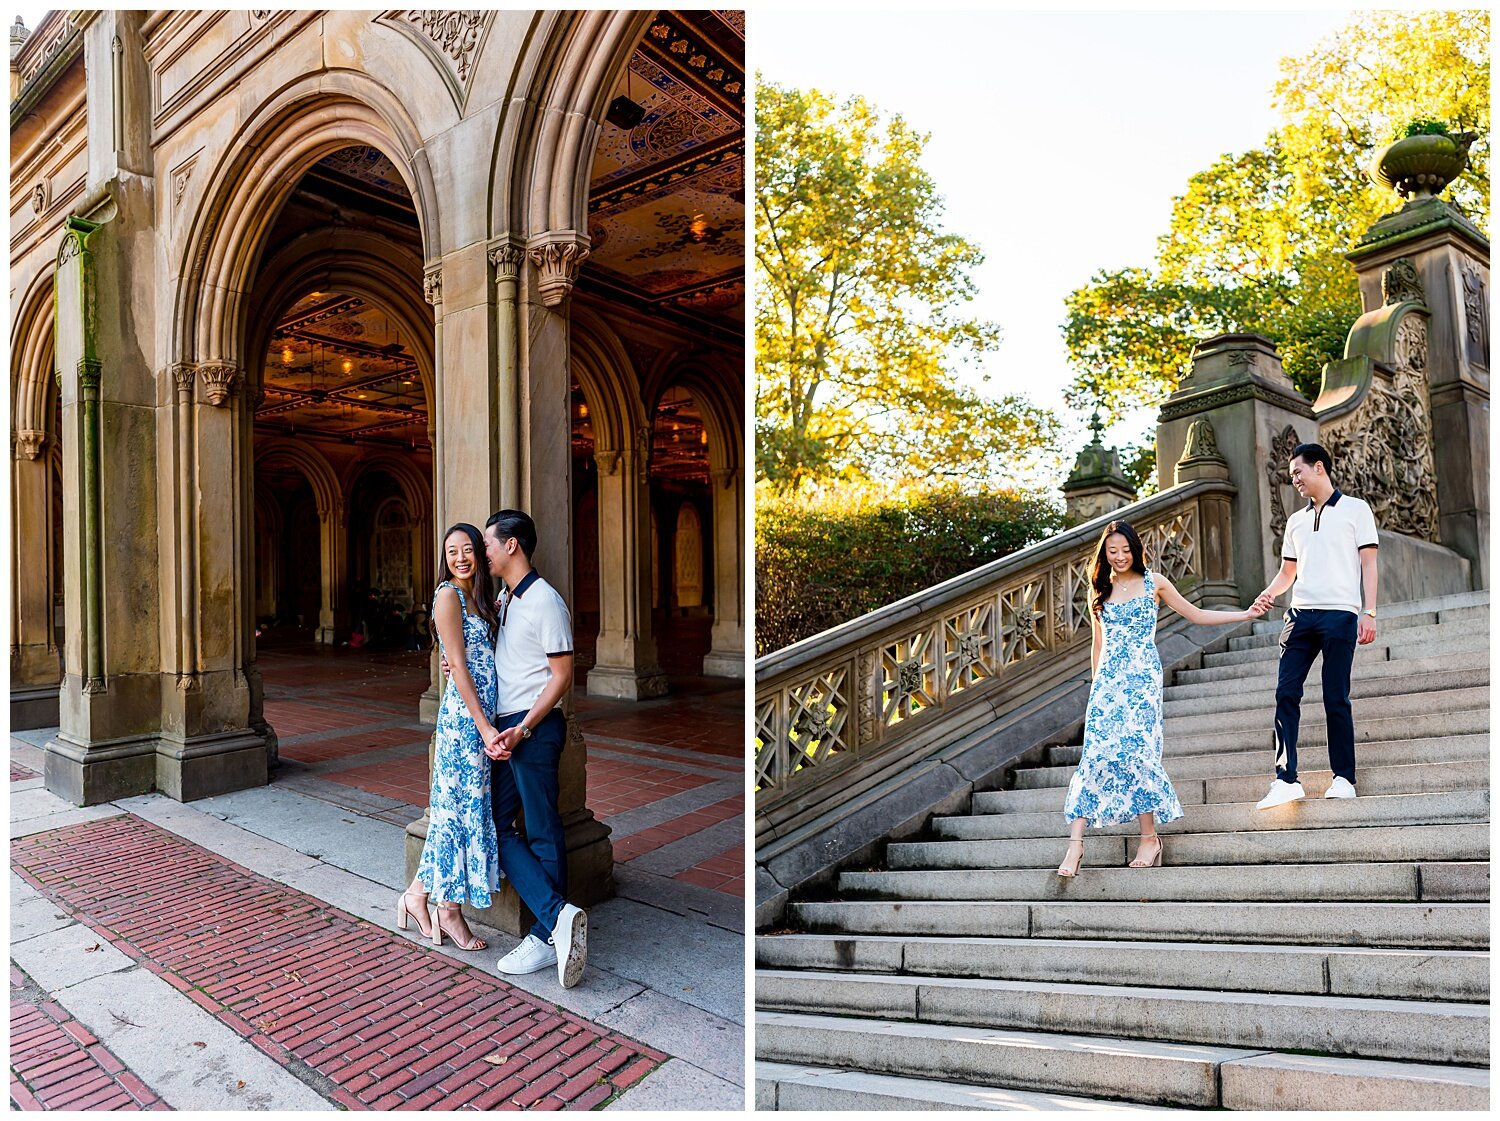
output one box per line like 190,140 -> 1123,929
606,64 -> 645,130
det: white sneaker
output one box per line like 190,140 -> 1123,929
1256,779 -> 1306,810
495,934 -> 556,976
552,903 -> 587,989
1324,777 -> 1358,799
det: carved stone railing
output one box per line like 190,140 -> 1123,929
754,478 -> 1237,813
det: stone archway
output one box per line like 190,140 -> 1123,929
11,272 -> 63,727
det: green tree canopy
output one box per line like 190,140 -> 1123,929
1063,10 -> 1489,420
756,80 -> 1056,492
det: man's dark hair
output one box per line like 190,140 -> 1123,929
1291,442 -> 1334,478
486,509 -> 538,559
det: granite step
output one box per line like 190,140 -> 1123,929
1162,666 -> 1487,716
1164,652 -> 1488,699
755,970 -> 1489,1065
755,1010 -> 1266,1109
756,933 -> 1488,1001
837,860 -> 1488,904
1176,629 -> 1490,682
1033,734 -> 1487,783
952,789 -> 1489,840
1043,710 -> 1489,767
1202,625 -> 1487,670
1230,608 -> 1487,651
985,759 -> 1487,814
1164,685 -> 1488,736
755,1061 -> 1174,1112
900,822 -> 1487,870
789,899 -> 1490,949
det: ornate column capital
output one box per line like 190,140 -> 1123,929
198,362 -> 238,407
77,357 -> 102,392
171,361 -> 196,399
526,231 -> 591,307
594,448 -> 622,477
14,429 -> 47,460
488,241 -> 525,284
422,266 -> 442,307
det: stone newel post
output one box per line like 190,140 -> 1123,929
1156,334 -> 1318,602
1061,411 -> 1136,523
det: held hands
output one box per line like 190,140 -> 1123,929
481,725 -> 524,761
1244,600 -> 1270,620
1252,589 -> 1277,615
1358,614 -> 1377,645
439,653 -> 450,679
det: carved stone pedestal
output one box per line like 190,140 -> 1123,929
1156,334 -> 1318,599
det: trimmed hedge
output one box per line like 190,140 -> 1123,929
756,485 -> 1068,655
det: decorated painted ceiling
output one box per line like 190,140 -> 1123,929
586,10 -> 744,331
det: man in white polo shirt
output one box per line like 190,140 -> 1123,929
479,509 -> 588,988
1252,443 -> 1379,810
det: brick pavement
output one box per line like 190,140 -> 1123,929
12,761 -> 38,782
11,815 -> 667,1111
10,968 -> 169,1112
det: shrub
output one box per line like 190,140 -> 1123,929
1401,117 -> 1452,138
755,485 -> 1067,655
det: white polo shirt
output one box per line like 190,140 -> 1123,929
1283,490 -> 1379,616
493,570 -> 573,717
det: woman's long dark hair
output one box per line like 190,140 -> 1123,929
437,522 -> 499,640
1089,520 -> 1145,617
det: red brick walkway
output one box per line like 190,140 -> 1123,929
10,974 -> 168,1111
12,816 -> 666,1111
12,762 -> 38,782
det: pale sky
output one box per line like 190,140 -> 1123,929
752,7 -> 1357,476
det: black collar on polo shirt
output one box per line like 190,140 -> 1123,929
510,569 -> 540,598
1305,488 -> 1342,511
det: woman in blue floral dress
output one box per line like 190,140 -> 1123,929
397,523 -> 502,949
1057,521 -> 1265,876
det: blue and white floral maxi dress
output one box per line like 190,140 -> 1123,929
416,581 -> 502,905
1063,568 -> 1184,827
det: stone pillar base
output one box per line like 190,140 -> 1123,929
418,687 -> 441,724
44,733 -> 155,806
585,665 -> 669,700
316,627 -> 337,645
154,729 -> 270,802
11,684 -> 61,731
403,812 -> 615,937
701,650 -> 745,678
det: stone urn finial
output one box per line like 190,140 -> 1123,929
1371,126 -> 1476,201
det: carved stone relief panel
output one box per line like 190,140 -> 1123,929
1462,261 -> 1488,369
375,11 -> 493,111
1266,424 -> 1302,556
1321,313 -> 1439,540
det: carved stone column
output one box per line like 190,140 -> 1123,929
702,466 -> 746,678
587,445 -> 668,699
1156,334 -> 1317,601
11,428 -> 60,728
316,497 -> 348,645
1345,197 -> 1488,587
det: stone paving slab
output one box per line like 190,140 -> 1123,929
10,970 -> 170,1112
11,815 -> 669,1110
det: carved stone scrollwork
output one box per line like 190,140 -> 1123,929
402,11 -> 484,79
1462,262 -> 1488,368
198,362 -> 238,407
488,243 -> 523,284
31,181 -> 47,214
14,429 -> 46,460
857,650 -> 877,747
1381,257 -> 1425,306
1183,416 -> 1220,460
422,267 -> 442,307
1322,313 -> 1439,540
1266,424 -> 1302,555
594,449 -> 621,477
527,234 -> 590,307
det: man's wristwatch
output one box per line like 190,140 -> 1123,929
1363,609 -> 1377,618
518,723 -> 533,740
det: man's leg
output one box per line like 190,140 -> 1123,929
492,710 -> 567,943
1273,610 -> 1321,784
1320,611 -> 1358,784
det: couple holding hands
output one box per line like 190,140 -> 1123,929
1057,442 -> 1379,875
395,510 -> 589,990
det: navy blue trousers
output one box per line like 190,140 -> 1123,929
491,709 -> 568,942
1273,608 -> 1358,784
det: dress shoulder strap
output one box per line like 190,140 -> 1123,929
435,580 -> 468,615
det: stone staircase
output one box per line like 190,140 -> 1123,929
755,591 -> 1490,1111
